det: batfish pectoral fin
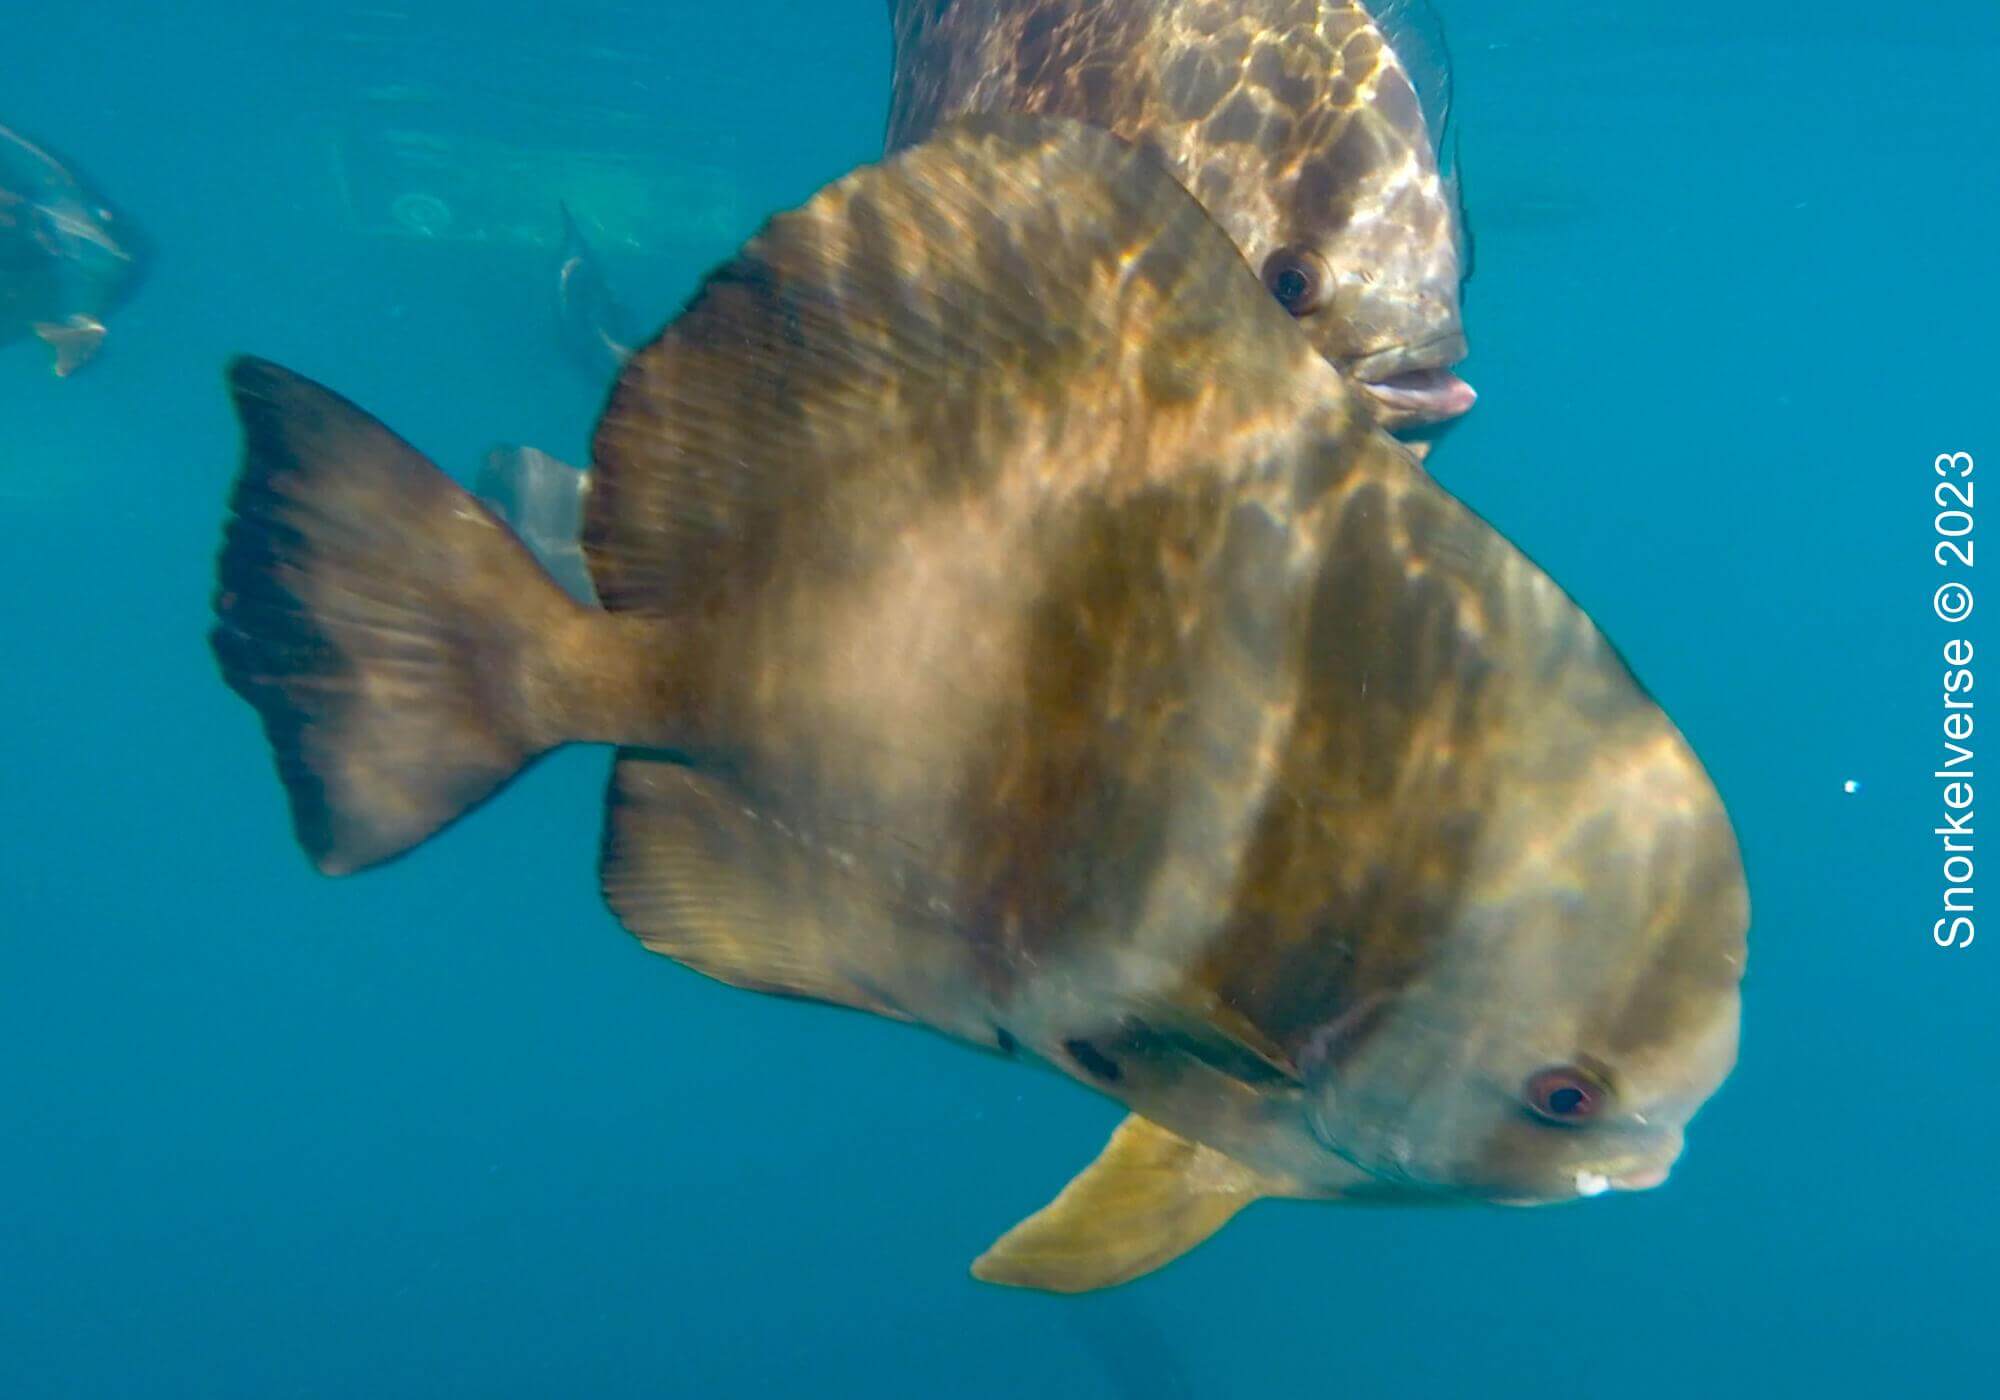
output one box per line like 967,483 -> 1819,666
33,315 -> 106,376
972,1114 -> 1289,1293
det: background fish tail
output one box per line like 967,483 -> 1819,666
475,445 -> 598,605
209,357 -> 656,875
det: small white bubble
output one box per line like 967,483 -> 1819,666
1843,779 -> 1860,795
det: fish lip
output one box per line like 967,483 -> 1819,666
1358,367 -> 1477,427
1346,330 -> 1467,383
1346,333 -> 1475,427
1612,1162 -> 1673,1192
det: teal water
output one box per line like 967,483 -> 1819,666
3,2 -> 1994,1395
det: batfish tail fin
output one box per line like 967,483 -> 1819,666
475,445 -> 598,605
211,356 -> 646,875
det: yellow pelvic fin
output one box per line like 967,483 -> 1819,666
972,1114 -> 1281,1293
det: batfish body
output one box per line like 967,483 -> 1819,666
211,116 -> 1747,1292
888,0 -> 1474,427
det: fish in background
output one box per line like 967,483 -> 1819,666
210,116 -> 1747,1293
474,207 -> 631,585
555,201 -> 639,376
0,124 -> 145,375
487,2 -> 1473,584
475,446 -> 596,605
887,0 -> 1476,429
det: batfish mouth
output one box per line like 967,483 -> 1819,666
1610,1162 -> 1673,1191
1358,367 -> 1478,427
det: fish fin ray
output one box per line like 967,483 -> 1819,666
1375,0 -> 1457,168
600,752 -> 940,1017
971,1114 -> 1280,1293
584,113 -> 1319,618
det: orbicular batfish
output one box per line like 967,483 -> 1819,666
210,115 -> 1747,1293
484,1 -> 1470,568
1,125 -> 144,376
888,0 -> 1475,428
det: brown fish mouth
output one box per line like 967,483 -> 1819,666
1357,367 -> 1478,428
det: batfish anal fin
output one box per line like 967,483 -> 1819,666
603,752 -> 979,1026
34,315 -> 106,376
972,1114 -> 1286,1293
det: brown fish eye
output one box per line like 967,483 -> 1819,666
1261,246 -> 1330,317
1524,1067 -> 1605,1124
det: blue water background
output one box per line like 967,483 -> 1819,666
3,2 -> 1994,1395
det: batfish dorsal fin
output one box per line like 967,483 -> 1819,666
584,112 -> 1333,618
972,1114 -> 1291,1293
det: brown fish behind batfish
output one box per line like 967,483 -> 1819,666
888,0 -> 1475,427
211,115 -> 1746,1293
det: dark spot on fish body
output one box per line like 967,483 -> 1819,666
1206,91 -> 1265,146
1015,4 -> 1063,88
1065,1038 -> 1124,1082
1132,132 -> 1179,187
1288,158 -> 1354,245
1163,49 -> 1230,121
1325,118 -> 1387,198
1257,110 -> 1298,166
1075,61 -> 1120,118
1373,70 -> 1423,141
994,1026 -> 1019,1057
1248,39 -> 1315,114
1342,30 -> 1383,85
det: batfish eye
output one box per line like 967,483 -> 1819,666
1261,246 -> 1331,317
1523,1066 -> 1607,1124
